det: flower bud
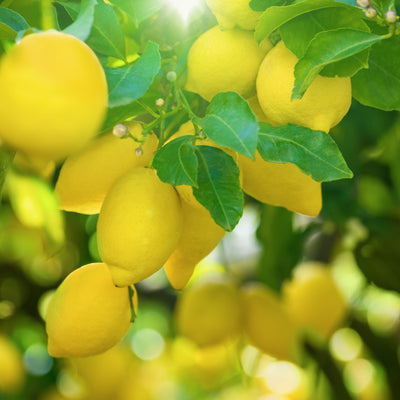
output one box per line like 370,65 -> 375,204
385,10 -> 398,23
135,147 -> 143,156
365,7 -> 377,18
166,71 -> 177,82
113,124 -> 129,138
357,0 -> 370,7
156,98 -> 165,107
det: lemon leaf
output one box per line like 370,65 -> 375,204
257,122 -> 353,182
59,0 -> 126,60
255,0 -> 354,43
196,92 -> 258,160
292,29 -> 382,100
352,36 -> 400,111
193,146 -> 243,232
0,8 -> 29,40
111,0 -> 163,26
105,41 -> 161,108
62,0 -> 97,41
249,0 -> 286,12
153,136 -> 198,187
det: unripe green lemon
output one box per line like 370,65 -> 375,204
0,335 -> 25,393
175,275 -> 242,347
241,283 -> 300,361
45,263 -> 136,358
257,41 -> 351,132
97,167 -> 183,286
283,262 -> 347,340
0,30 -> 108,161
55,123 -> 158,215
186,26 -> 269,102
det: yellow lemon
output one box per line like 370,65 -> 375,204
239,151 -> 322,217
45,263 -> 135,357
205,0 -> 263,30
257,41 -> 352,132
0,335 -> 25,393
97,167 -> 183,286
186,26 -> 269,102
55,123 -> 158,215
283,262 -> 347,340
164,200 -> 225,290
241,283 -> 300,361
175,275 -> 242,347
0,30 -> 108,161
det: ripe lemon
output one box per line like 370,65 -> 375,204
283,262 -> 347,340
241,283 -> 300,361
205,0 -> 263,30
239,151 -> 322,217
45,263 -> 136,357
0,335 -> 25,393
0,30 -> 108,161
186,26 -> 269,102
55,123 -> 158,215
257,41 -> 352,132
97,167 -> 183,286
164,200 -> 225,290
175,275 -> 242,347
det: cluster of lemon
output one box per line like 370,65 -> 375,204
186,0 -> 352,217
175,262 -> 347,362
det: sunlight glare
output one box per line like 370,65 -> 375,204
166,0 -> 202,22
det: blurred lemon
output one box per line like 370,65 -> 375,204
257,41 -> 351,132
0,335 -> 25,393
55,123 -> 158,214
46,263 -> 135,357
0,30 -> 107,161
97,167 -> 183,286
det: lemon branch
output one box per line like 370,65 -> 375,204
128,286 -> 136,323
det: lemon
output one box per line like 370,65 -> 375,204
175,275 -> 242,347
257,41 -> 352,132
239,151 -> 322,217
45,263 -> 135,357
97,167 -> 183,286
241,283 -> 300,361
186,26 -> 269,102
0,335 -> 25,393
164,200 -> 225,290
55,123 -> 158,215
0,30 -> 107,161
283,262 -> 347,340
205,0 -> 263,30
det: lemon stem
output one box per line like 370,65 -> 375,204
128,286 -> 136,323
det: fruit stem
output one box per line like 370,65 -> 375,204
41,0 -> 55,30
128,286 -> 136,323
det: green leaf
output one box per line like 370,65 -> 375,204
250,0 -> 287,12
0,147 -> 14,202
196,92 -> 259,160
279,7 -> 368,59
352,35 -> 400,111
62,0 -> 97,41
0,8 -> 29,40
193,146 -> 243,231
255,0 -> 353,43
257,122 -> 353,182
292,29 -> 382,100
153,136 -> 198,187
59,0 -> 125,59
110,0 -> 163,25
105,41 -> 161,108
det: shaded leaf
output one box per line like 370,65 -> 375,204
249,0 -> 287,11
257,122 -> 353,182
62,0 -> 97,41
0,8 -> 29,40
153,136 -> 198,187
193,146 -> 243,231
110,0 -> 163,25
196,92 -> 258,159
0,147 -> 14,202
292,29 -> 382,99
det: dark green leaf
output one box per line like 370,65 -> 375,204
249,0 -> 287,11
193,146 -> 243,231
0,147 -> 14,202
352,35 -> 400,111
110,0 -> 163,25
196,92 -> 258,160
153,136 -> 198,187
105,41 -> 161,108
255,0 -> 353,43
292,29 -> 382,100
62,0 -> 97,41
0,8 -> 29,39
257,122 -> 353,182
